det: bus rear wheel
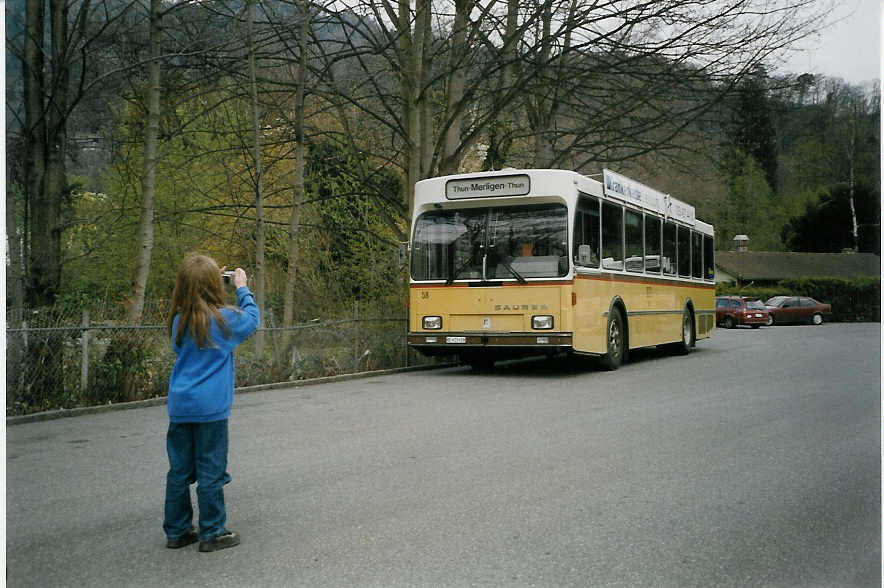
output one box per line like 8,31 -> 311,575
600,308 -> 626,371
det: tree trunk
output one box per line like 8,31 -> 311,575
6,185 -> 26,402
21,0 -> 67,409
847,97 -> 859,251
400,0 -> 429,222
481,0 -> 520,171
283,0 -> 310,328
440,0 -> 473,175
24,0 -> 53,307
527,0 -> 552,167
399,0 -> 415,220
107,0 -> 162,403
128,0 -> 161,324
23,0 -> 44,218
248,0 -> 266,358
418,0 -> 433,177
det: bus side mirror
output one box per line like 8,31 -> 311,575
399,242 -> 410,266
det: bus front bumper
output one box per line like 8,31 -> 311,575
407,332 -> 573,355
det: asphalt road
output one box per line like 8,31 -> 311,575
6,322 -> 881,587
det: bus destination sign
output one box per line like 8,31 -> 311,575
445,174 -> 531,199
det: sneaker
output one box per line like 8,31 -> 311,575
166,529 -> 199,549
199,530 -> 240,553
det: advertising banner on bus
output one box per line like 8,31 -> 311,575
602,169 -> 665,212
602,169 -> 696,225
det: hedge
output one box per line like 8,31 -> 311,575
715,277 -> 880,322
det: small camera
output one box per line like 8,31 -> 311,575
222,270 -> 235,285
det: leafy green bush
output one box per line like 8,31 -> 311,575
90,333 -> 159,404
716,277 -> 880,322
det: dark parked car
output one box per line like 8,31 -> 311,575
764,296 -> 832,325
715,296 -> 770,329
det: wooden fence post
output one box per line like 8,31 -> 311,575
353,301 -> 359,372
81,311 -> 90,395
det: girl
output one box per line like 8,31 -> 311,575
163,254 -> 259,552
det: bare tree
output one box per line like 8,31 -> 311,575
399,0 -> 432,218
816,80 -> 879,251
310,0 -> 831,222
438,0 -> 475,174
23,0 -> 60,308
840,85 -> 880,251
13,0 -> 138,304
247,0 -> 267,355
13,0 -> 133,404
283,0 -> 311,328
5,150 -> 27,399
127,0 -> 162,324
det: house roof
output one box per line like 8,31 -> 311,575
715,251 -> 881,281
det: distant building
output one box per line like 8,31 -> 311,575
715,250 -> 881,285
714,233 -> 881,285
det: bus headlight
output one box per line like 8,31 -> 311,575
422,316 -> 442,330
532,315 -> 554,329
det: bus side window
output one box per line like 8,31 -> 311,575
645,214 -> 661,273
662,221 -> 677,275
691,230 -> 702,279
703,234 -> 714,280
625,209 -> 643,273
677,225 -> 691,278
602,201 -> 624,270
573,194 -> 600,267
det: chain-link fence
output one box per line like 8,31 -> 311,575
6,300 -> 449,417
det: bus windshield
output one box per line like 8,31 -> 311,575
411,204 -> 568,281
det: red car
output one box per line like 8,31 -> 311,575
715,296 -> 770,329
764,296 -> 832,325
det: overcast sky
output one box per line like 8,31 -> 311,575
777,0 -> 881,83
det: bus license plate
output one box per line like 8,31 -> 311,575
446,336 -> 466,344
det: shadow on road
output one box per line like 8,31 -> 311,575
434,344 -> 712,378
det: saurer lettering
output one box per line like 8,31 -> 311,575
493,304 -> 549,311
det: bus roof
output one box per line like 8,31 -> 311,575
414,168 -> 713,235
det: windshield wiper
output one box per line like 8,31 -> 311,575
496,256 -> 527,283
446,256 -> 478,285
487,244 -> 526,283
445,254 -> 525,284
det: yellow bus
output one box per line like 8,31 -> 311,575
407,168 -> 715,370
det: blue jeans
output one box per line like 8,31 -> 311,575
163,420 -> 232,541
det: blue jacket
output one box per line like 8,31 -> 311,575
168,286 -> 260,422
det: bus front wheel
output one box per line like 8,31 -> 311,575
673,307 -> 695,355
600,308 -> 626,371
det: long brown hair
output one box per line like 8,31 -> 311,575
167,254 -> 232,348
